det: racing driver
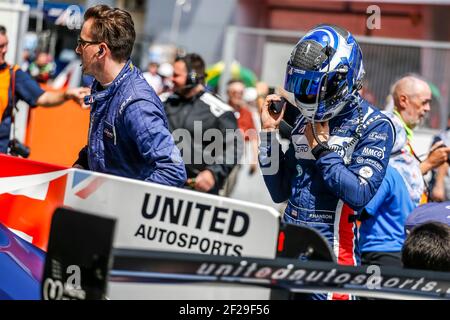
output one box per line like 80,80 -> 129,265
258,24 -> 395,300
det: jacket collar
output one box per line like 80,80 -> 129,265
168,89 -> 206,104
84,60 -> 134,106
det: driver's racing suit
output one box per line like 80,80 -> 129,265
259,97 -> 395,299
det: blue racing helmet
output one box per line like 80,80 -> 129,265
284,24 -> 365,122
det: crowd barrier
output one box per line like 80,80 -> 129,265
0,154 -> 280,299
42,208 -> 450,300
2,154 -> 449,300
0,154 -> 280,258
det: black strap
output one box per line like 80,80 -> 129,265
311,142 -> 332,159
9,65 -> 17,142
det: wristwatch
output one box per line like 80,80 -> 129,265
311,143 -> 332,159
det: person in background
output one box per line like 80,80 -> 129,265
359,75 -> 450,267
359,164 -> 415,267
402,221 -> 450,272
28,52 -> 56,83
157,62 -> 174,96
404,200 -> 450,231
21,48 -> 32,72
162,53 -> 241,194
73,5 -> 186,187
221,79 -> 258,196
255,81 -> 269,116
142,61 -> 163,94
0,25 -> 89,155
386,75 -> 450,205
430,114 -> 450,202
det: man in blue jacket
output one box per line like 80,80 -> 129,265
259,24 -> 395,300
359,165 -> 415,267
74,5 -> 186,187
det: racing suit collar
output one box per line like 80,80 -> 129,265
84,60 -> 134,106
327,94 -> 358,119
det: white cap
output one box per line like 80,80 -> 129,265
243,87 -> 257,102
158,63 -> 174,78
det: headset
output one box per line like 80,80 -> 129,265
98,47 -> 104,55
180,55 -> 205,88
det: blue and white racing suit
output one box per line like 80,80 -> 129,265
259,97 -> 395,299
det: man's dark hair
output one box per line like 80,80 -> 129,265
175,53 -> 206,84
84,5 -> 135,62
402,222 -> 450,272
0,25 -> 6,35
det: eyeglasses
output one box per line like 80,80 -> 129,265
77,36 -> 101,48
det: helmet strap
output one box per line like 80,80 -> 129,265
311,94 -> 364,155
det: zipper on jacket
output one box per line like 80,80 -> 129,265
113,124 -> 117,145
88,115 -> 95,147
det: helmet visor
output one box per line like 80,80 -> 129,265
284,65 -> 338,105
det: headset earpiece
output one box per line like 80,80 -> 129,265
188,70 -> 199,86
98,47 -> 104,55
179,55 -> 204,90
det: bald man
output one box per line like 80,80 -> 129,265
393,76 -> 431,129
391,75 -> 450,178
359,75 -> 450,267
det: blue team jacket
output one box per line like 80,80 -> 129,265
77,60 -> 186,187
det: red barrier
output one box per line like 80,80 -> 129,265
0,154 -> 69,250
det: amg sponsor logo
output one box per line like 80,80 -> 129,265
362,147 -> 385,160
368,132 -> 388,141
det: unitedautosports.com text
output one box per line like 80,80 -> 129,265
196,260 -> 450,296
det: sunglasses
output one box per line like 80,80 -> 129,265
77,36 -> 101,48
